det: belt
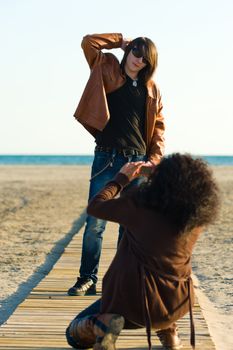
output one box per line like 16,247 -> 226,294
95,145 -> 145,157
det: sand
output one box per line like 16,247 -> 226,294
0,165 -> 90,324
0,165 -> 232,350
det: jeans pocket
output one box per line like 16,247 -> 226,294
91,151 -> 112,178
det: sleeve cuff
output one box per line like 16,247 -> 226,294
111,172 -> 130,189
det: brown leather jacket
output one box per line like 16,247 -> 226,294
74,33 -> 165,164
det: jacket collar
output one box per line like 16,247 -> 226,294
146,80 -> 157,99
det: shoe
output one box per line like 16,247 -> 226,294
156,327 -> 182,349
67,277 -> 96,296
93,314 -> 125,350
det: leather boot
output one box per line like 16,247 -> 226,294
66,313 -> 124,350
156,324 -> 182,349
66,315 -> 96,349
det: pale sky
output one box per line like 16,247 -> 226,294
0,0 -> 232,155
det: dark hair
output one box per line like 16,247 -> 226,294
120,37 -> 158,85
134,153 -> 220,234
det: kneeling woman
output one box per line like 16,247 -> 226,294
66,153 -> 220,350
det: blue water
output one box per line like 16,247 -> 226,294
0,155 -> 94,165
0,155 -> 232,166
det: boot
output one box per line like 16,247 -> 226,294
66,313 -> 124,350
156,324 -> 182,349
66,315 -> 96,349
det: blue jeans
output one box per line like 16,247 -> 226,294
79,149 -> 147,283
73,298 -> 142,329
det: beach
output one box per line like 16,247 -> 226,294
0,165 -> 232,350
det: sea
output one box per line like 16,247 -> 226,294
0,155 -> 233,166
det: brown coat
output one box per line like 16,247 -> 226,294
74,33 -> 165,164
87,173 -> 202,331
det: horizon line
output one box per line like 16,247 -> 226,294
0,153 -> 233,157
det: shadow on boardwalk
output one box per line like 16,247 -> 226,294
0,210 -> 86,325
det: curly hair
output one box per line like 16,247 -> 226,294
134,153 -> 220,234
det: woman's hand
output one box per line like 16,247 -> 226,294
119,162 -> 144,181
121,37 -> 131,51
119,161 -> 156,181
119,160 -> 156,180
139,161 -> 156,177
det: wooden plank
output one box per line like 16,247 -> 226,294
0,223 -> 216,349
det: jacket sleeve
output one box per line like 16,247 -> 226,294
81,33 -> 123,69
87,173 -> 135,225
148,89 -> 165,165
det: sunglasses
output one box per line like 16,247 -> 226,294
131,47 -> 148,64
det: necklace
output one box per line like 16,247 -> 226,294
126,74 -> 138,87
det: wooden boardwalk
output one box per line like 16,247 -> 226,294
0,222 -> 216,349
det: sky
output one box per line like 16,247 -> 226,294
0,0 -> 232,155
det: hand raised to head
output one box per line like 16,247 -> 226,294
121,37 -> 132,51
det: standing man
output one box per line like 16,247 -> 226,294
68,33 -> 165,296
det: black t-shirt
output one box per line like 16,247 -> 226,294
95,75 -> 147,153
